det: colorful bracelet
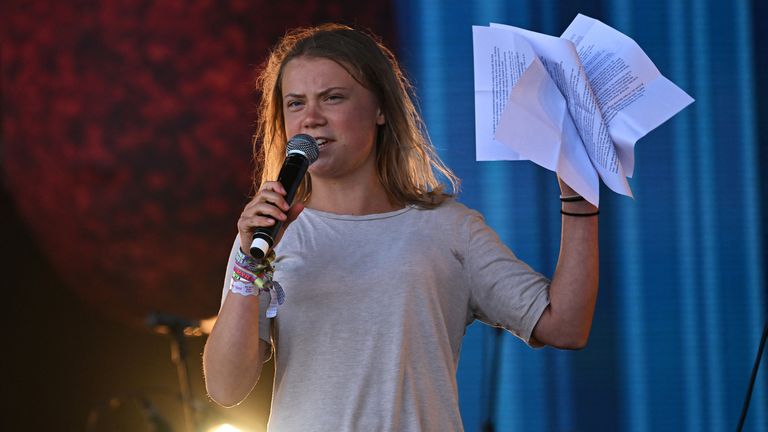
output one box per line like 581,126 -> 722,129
229,248 -> 285,318
235,247 -> 272,273
232,266 -> 256,283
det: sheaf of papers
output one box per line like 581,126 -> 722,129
473,14 -> 694,206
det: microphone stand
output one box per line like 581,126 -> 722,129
138,395 -> 174,432
147,312 -> 202,432
737,321 -> 768,431
85,390 -> 175,432
482,327 -> 504,432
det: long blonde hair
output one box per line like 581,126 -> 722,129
252,24 -> 458,208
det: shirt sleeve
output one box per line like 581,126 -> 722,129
220,235 -> 273,347
464,211 -> 551,346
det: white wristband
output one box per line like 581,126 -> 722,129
229,279 -> 259,297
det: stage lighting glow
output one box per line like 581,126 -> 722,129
207,424 -> 245,432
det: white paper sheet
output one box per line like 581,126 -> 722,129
473,14 -> 694,206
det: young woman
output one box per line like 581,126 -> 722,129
203,24 -> 599,431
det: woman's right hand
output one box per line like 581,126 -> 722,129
237,181 -> 305,256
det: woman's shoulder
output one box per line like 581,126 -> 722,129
411,197 -> 483,223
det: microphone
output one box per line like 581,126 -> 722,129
250,134 -> 319,259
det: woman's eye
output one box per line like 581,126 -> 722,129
327,94 -> 344,102
286,100 -> 303,109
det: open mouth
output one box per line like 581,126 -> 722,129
315,137 -> 330,148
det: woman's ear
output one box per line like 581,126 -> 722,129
376,108 -> 385,125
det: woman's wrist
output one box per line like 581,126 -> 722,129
230,248 -> 285,318
558,192 -> 599,217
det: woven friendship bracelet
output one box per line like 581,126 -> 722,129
232,265 -> 270,287
229,247 -> 285,317
266,281 -> 285,318
232,266 -> 257,283
235,247 -> 274,273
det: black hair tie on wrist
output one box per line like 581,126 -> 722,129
561,209 -> 600,217
560,194 -> 586,202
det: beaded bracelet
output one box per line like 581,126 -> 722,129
230,248 -> 285,318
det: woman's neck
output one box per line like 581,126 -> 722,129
305,175 -> 402,216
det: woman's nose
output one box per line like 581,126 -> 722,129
302,103 -> 326,129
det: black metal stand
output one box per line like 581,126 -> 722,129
147,312 -> 202,432
482,327 -> 504,432
737,321 -> 768,431
169,325 -> 196,432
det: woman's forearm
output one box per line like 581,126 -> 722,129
203,294 -> 266,407
532,185 -> 599,349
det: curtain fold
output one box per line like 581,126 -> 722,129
396,0 -> 766,430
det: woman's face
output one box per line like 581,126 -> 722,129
281,56 -> 385,182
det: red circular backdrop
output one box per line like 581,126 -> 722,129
2,0 -> 394,327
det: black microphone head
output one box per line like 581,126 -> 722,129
286,134 -> 320,164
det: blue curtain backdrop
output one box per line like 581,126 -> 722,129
395,0 -> 766,430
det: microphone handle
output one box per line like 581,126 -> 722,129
250,153 -> 309,258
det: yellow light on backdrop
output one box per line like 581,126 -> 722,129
207,423 -> 246,432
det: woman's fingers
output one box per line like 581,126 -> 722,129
237,181 -> 300,255
245,182 -> 289,211
242,200 -> 287,222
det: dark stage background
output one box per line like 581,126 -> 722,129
2,1 -> 394,430
3,0 -> 767,431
